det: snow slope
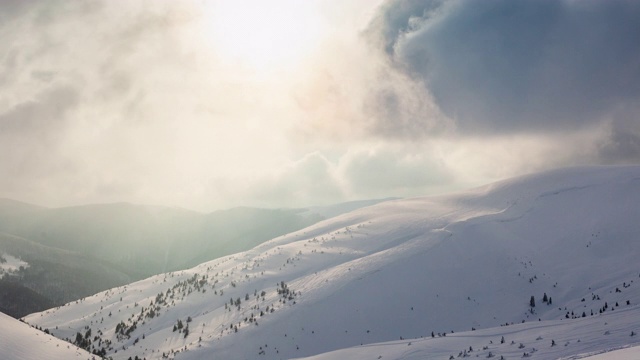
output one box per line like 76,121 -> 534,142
581,345 -> 640,359
23,165 -> 640,359
296,305 -> 640,360
0,311 -> 94,360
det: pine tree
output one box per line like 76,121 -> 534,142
530,296 -> 536,308
542,293 -> 548,303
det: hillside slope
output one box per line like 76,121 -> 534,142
0,200 -> 381,317
24,166 -> 640,359
0,200 -> 382,278
0,232 -> 132,317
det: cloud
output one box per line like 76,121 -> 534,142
0,86 -> 79,180
200,146 -> 453,209
368,0 -> 640,135
289,1 -> 449,144
0,86 -> 78,135
0,1 -> 216,207
362,66 -> 451,140
597,104 -> 640,163
203,153 -> 345,209
0,0 -> 53,23
0,85 -> 83,205
339,146 -> 452,197
1,0 -> 638,211
248,152 -> 346,208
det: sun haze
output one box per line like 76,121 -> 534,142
201,0 -> 324,70
1,0 -> 639,211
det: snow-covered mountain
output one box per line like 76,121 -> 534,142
0,199 -> 382,317
0,311 -> 93,360
23,166 -> 640,359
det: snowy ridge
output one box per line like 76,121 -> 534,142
0,311 -> 93,360
23,166 -> 640,359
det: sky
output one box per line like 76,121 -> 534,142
1,0 -> 639,212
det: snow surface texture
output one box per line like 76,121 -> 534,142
0,253 -> 28,278
578,345 -> 640,360
297,307 -> 640,360
23,166 -> 640,359
0,311 -> 93,360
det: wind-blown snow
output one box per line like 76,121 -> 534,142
22,166 -> 640,359
0,311 -> 93,360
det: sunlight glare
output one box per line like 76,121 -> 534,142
203,0 -> 324,70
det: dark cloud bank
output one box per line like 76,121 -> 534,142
368,0 -> 640,161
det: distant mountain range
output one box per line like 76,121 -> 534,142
0,198 -> 390,317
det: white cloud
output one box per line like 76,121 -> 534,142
338,145 -> 452,197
